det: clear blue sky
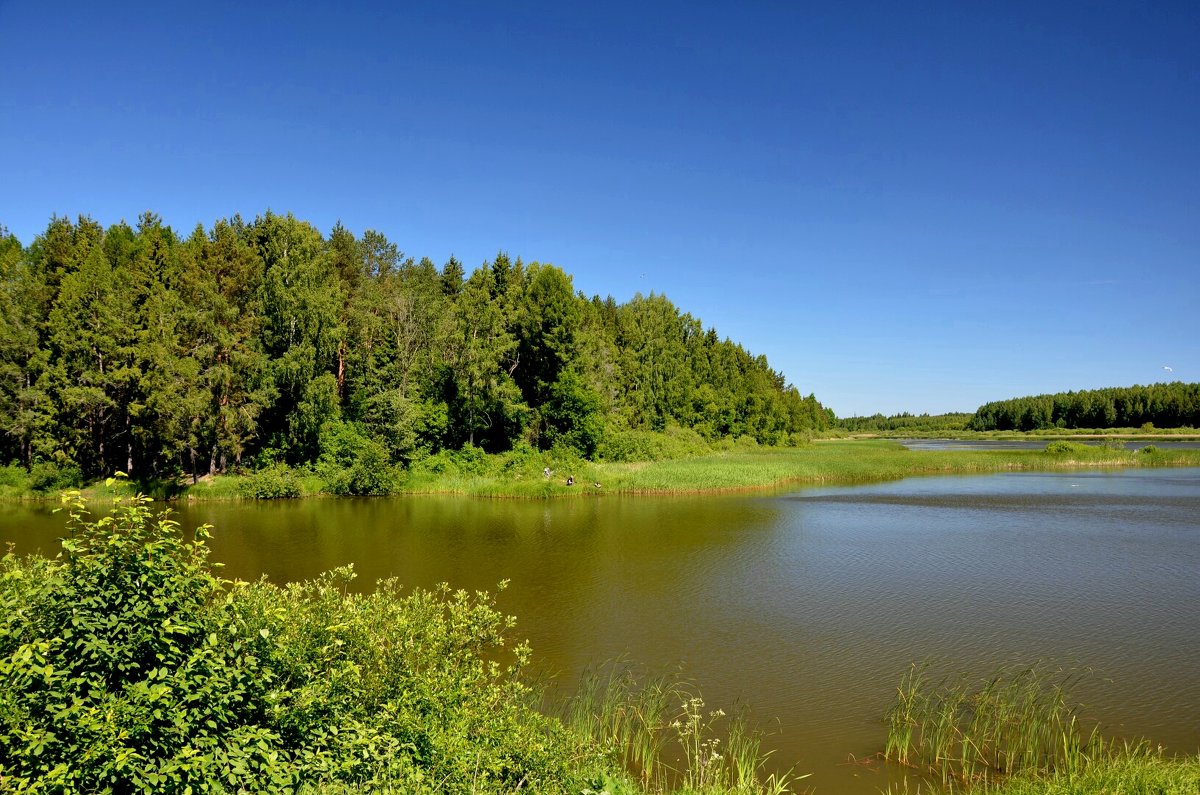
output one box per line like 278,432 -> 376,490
1,1 -> 1196,417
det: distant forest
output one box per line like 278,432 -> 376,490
837,412 -> 972,433
967,383 -> 1200,431
0,213 -> 831,481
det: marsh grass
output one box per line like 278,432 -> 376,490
975,742 -> 1200,795
885,743 -> 1200,795
562,662 -> 802,794
12,438 -> 1197,503
885,664 -> 1104,786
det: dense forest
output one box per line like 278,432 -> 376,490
968,383 -> 1200,432
837,412 -> 972,434
0,213 -> 831,484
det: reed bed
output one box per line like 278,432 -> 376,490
975,741 -> 1200,795
562,662 -> 802,794
884,663 -> 1104,786
885,742 -> 1200,795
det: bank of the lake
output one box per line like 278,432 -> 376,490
4,438 -> 1200,503
192,439 -> 1200,499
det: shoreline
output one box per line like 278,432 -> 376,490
4,439 -> 1191,503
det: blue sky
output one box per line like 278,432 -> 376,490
1,1 -> 1196,417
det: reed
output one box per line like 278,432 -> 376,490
884,663 -> 1103,785
561,662 -> 804,794
885,742 -> 1200,795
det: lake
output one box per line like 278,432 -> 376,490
3,467 -> 1198,792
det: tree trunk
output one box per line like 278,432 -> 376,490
126,414 -> 134,474
337,341 -> 346,396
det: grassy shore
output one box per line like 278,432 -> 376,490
374,439 -> 1200,498
5,438 -> 1200,502
883,663 -> 1200,795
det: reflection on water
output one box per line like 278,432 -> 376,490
2,468 -> 1198,793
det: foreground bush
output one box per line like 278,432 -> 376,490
0,492 -> 800,794
0,492 -> 606,793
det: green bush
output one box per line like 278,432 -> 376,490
240,463 -> 302,499
1044,441 -> 1093,455
598,426 -> 711,463
0,493 -> 290,791
0,463 -> 26,488
0,494 -> 609,793
317,421 -> 397,496
27,459 -> 82,492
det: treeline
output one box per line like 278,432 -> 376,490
838,412 -> 972,433
968,383 -> 1200,432
0,213 -> 830,483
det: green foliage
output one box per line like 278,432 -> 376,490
240,463 -> 303,499
563,662 -> 802,795
885,663 -> 1102,786
541,369 -> 604,457
1043,441 -> 1093,455
838,412 -> 973,434
0,497 -> 612,793
316,420 -> 396,496
969,382 -> 1200,431
972,744 -> 1200,795
0,493 -> 288,791
0,213 -> 831,483
26,459 -> 81,492
598,425 -> 712,463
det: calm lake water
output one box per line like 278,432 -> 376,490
3,467 -> 1198,792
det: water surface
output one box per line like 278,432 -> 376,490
3,468 -> 1198,792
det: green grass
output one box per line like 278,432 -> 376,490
887,745 -> 1200,795
883,664 -> 1200,795
885,663 -> 1103,785
416,440 -> 1200,497
5,436 -> 1200,502
976,745 -> 1200,795
560,661 -> 802,795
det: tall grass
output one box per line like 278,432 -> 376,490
976,742 -> 1200,795
885,663 -> 1103,785
885,742 -> 1200,795
561,662 -> 803,794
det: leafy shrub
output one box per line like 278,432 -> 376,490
0,493 -> 290,791
598,426 -> 711,462
450,443 -> 490,475
1044,441 -> 1093,455
27,460 -> 82,492
240,463 -> 302,499
317,421 -> 397,496
0,463 -> 26,488
0,494 -> 610,793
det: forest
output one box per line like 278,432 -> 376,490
967,382 -> 1200,432
0,213 -> 832,486
836,412 -> 972,434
